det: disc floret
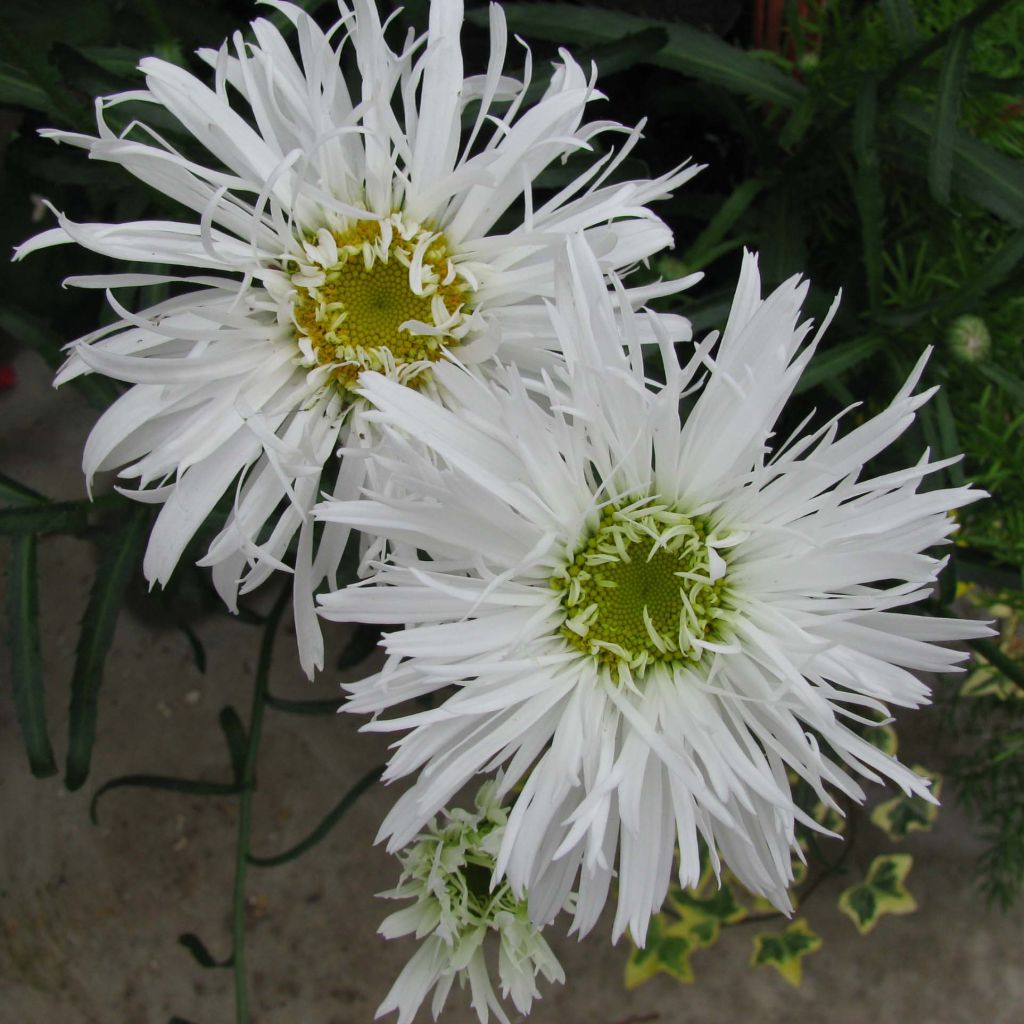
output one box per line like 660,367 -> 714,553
289,213 -> 473,394
552,498 -> 733,677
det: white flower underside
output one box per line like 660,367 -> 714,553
16,0 -> 701,676
376,781 -> 565,1024
316,237 -> 991,946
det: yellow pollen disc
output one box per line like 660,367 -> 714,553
551,501 -> 731,680
290,218 -> 471,394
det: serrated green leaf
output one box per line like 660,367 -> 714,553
751,918 -> 821,986
870,768 -> 941,841
0,502 -> 90,537
248,765 -> 382,867
7,535 -> 57,778
476,5 -> 805,109
839,854 -> 917,934
90,774 -> 241,825
890,100 -> 1024,225
66,508 -> 150,791
929,25 -> 973,204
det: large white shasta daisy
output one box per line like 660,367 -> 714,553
317,237 -> 988,944
15,0 -> 698,675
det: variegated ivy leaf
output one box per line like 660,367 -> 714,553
750,918 -> 821,986
861,722 -> 899,756
625,913 -> 700,988
838,854 -> 917,935
870,766 -> 941,841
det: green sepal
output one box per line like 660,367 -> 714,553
750,918 -> 822,986
838,854 -> 917,934
870,768 -> 941,841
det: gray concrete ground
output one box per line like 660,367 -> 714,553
2,348 -> 1023,1024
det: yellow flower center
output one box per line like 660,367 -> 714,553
290,216 -> 472,394
552,500 -> 732,679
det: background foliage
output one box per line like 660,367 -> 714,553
2,0 -> 1023,1014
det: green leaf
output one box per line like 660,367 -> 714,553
218,706 -> 247,786
838,854 -> 917,934
65,508 -> 150,791
265,693 -> 341,715
681,178 -> 765,273
625,914 -> 699,988
862,723 -> 899,757
929,25 -> 973,204
976,363 -> 1024,407
750,918 -> 821,986
248,765 -> 383,867
852,76 -> 883,313
90,773 -> 241,825
0,502 -> 89,537
870,767 -> 941,840
478,5 -> 806,109
0,61 -> 52,112
890,100 -> 1024,226
178,932 -> 233,969
881,0 -> 919,48
794,336 -> 884,395
7,535 -> 57,777
0,472 -> 45,508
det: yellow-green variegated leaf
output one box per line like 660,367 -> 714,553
960,662 -> 1024,700
870,767 -> 941,841
669,879 -> 748,929
750,918 -> 822,986
625,914 -> 699,988
838,854 -> 917,935
862,722 -> 899,756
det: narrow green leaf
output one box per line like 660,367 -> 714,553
7,535 -> 57,778
0,502 -> 89,537
475,5 -> 805,109
977,363 -> 1024,407
890,100 -> 1024,226
265,693 -> 340,715
0,62 -> 52,112
881,0 -> 919,48
682,179 -> 765,272
794,336 -> 884,395
219,706 -> 247,786
0,472 -> 45,508
248,765 -> 383,867
933,388 -> 965,486
852,76 -> 883,312
66,508 -> 150,791
929,26 -> 972,204
178,933 -> 233,969
587,26 -> 669,78
90,774 -> 240,824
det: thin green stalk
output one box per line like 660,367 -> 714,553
232,586 -> 289,1024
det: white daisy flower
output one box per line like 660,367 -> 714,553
14,0 -> 700,675
317,236 -> 989,944
377,779 -> 564,1024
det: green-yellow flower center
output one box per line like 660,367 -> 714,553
552,500 -> 731,678
290,216 -> 472,394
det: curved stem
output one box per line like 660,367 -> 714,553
232,586 -> 289,1024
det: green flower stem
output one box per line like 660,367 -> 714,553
232,585 -> 289,1024
965,635 -> 1024,692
